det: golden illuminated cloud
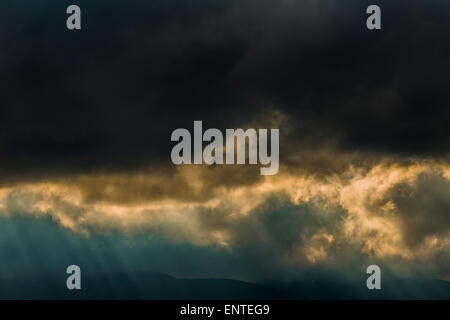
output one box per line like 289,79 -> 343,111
1,155 -> 449,280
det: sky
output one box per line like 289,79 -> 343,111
0,0 -> 449,298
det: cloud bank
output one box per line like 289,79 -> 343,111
0,0 -> 449,288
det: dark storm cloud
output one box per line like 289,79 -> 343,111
0,0 -> 449,182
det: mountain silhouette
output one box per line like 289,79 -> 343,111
0,271 -> 448,299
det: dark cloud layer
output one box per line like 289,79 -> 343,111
0,0 -> 449,181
